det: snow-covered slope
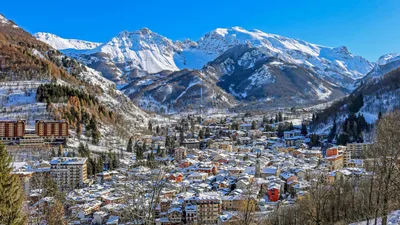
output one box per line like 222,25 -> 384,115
36,27 -> 373,89
0,14 -> 18,28
197,27 -> 372,88
203,44 -> 346,105
121,69 -> 236,113
34,32 -> 101,50
360,53 -> 400,82
312,67 -> 400,134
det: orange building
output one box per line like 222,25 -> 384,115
325,147 -> 344,171
267,183 -> 280,202
326,147 -> 339,157
35,120 -> 69,137
175,174 -> 183,182
0,120 -> 25,138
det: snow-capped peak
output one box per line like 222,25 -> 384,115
199,26 -> 321,56
88,28 -> 180,74
197,27 -> 372,82
34,32 -> 102,50
376,53 -> 400,66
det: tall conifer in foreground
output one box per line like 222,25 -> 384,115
0,142 -> 26,225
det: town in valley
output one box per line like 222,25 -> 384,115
1,3 -> 400,225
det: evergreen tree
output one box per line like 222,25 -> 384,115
111,152 -> 119,169
88,157 -> 96,176
136,142 -> 144,160
197,116 -> 202,124
264,124 -> 272,132
76,122 -> 82,139
328,118 -> 337,142
108,151 -> 114,170
301,123 -> 308,136
148,121 -> 153,133
0,142 -> 26,225
170,136 -> 176,152
198,129 -> 205,140
179,127 -> 184,146
337,133 -> 349,145
205,127 -> 211,138
126,137 -> 133,153
147,151 -> 155,162
88,116 -> 100,145
43,174 -> 64,201
262,115 -> 268,124
51,148 -> 56,157
156,125 -> 160,135
378,111 -> 383,120
348,93 -> 364,113
277,124 -> 284,138
97,157 -> 104,173
58,145 -> 63,157
289,122 -> 294,130
142,142 -> 147,153
251,120 -> 257,130
165,136 -> 170,151
309,133 -> 320,147
157,145 -> 161,156
278,112 -> 283,122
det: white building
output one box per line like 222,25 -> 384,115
50,157 -> 88,191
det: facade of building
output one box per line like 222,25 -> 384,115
0,120 -> 25,138
182,139 -> 200,149
50,157 -> 88,191
174,147 -> 187,162
346,143 -> 372,159
187,193 -> 222,225
35,120 -> 69,137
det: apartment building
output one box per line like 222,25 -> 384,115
181,139 -> 200,149
35,120 -> 69,138
174,147 -> 187,162
346,142 -> 372,159
184,192 -> 222,225
50,157 -> 87,191
0,120 -> 25,139
325,147 -> 344,171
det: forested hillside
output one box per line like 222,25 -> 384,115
0,14 -> 148,145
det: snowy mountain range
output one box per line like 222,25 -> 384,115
35,26 -> 400,112
35,27 -> 373,87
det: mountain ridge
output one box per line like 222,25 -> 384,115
34,26 -> 373,89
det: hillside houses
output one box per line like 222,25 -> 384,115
12,113 -> 373,224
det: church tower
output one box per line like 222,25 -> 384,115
255,151 -> 261,178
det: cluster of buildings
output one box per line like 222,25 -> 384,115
0,119 -> 69,146
11,113 -> 374,224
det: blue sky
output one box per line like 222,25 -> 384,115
2,0 -> 399,61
